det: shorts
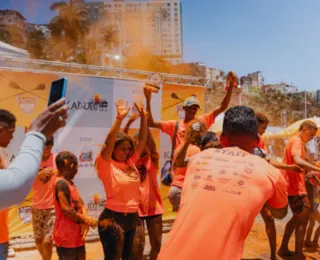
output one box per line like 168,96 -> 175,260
0,242 -> 8,260
288,195 -> 311,215
141,214 -> 163,221
168,186 -> 182,212
32,208 -> 55,240
56,246 -> 85,260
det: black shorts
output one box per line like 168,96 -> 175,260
141,214 -> 163,221
288,195 -> 311,215
56,246 -> 85,260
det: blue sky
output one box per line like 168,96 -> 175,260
1,0 -> 320,91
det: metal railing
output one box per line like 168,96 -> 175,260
0,56 -> 205,87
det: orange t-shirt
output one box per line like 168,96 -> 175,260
257,136 -> 267,151
95,153 -> 141,213
136,155 -> 164,217
158,147 -> 288,260
160,112 -> 215,148
172,144 -> 201,188
0,148 -> 9,243
282,135 -> 306,196
53,177 -> 84,248
32,153 -> 57,209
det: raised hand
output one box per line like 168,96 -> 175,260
227,71 -> 238,88
134,101 -> 145,116
143,86 -> 152,100
115,99 -> 130,119
129,112 -> 140,121
29,98 -> 69,138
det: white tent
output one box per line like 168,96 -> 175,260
0,40 -> 29,58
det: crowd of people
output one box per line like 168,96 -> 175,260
1,71 -> 320,260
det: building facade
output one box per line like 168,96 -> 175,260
262,83 -> 298,94
240,71 -> 264,92
0,10 -> 26,42
73,0 -> 183,65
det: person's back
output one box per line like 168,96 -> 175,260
159,147 -> 287,260
158,106 -> 288,260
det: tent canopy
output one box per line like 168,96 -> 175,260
0,41 -> 29,58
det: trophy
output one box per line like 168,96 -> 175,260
144,73 -> 163,94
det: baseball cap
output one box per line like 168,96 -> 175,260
184,96 -> 200,108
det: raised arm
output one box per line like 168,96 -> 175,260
147,128 -> 159,168
134,102 -> 148,157
144,87 -> 161,129
123,113 -> 139,134
174,122 -> 200,168
101,100 -> 130,161
212,72 -> 237,118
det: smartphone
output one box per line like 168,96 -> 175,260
48,78 -> 68,106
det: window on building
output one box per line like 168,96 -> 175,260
175,3 -> 178,6
175,8 -> 178,11
167,3 -> 171,6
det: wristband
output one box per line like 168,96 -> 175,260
116,115 -> 125,120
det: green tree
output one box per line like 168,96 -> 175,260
48,1 -> 89,61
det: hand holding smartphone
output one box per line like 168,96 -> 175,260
48,78 -> 68,106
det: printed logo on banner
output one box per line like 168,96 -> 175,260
79,149 -> 93,163
67,94 -> 108,112
79,145 -> 95,168
18,206 -> 32,224
16,96 -> 37,115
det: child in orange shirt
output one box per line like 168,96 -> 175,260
53,151 -> 97,260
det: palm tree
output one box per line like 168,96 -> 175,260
48,1 -> 89,61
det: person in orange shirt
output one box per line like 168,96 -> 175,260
95,100 -> 148,260
53,151 -> 97,260
168,120 -> 206,211
123,113 -> 164,260
145,72 -> 237,149
32,136 -> 57,260
278,120 -> 320,258
0,109 -> 16,260
255,112 -> 301,260
158,106 -> 289,260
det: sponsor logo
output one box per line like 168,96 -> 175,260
219,177 -> 231,183
205,175 -> 213,181
17,96 -> 37,115
79,149 -> 93,163
193,175 -> 201,180
204,185 -> 216,191
191,182 -> 199,190
18,206 -> 32,224
238,180 -> 245,186
67,94 -> 108,111
223,190 -> 241,196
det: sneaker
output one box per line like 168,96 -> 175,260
7,247 -> 15,258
